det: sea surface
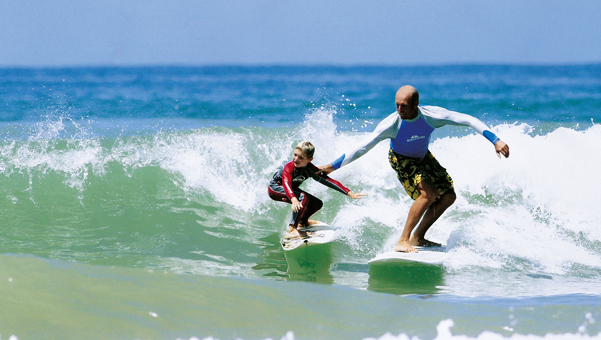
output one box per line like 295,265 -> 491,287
0,65 -> 600,340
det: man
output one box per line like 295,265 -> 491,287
319,85 -> 510,253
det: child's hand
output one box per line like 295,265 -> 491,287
291,197 -> 302,212
348,191 -> 367,199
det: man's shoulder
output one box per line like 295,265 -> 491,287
419,105 -> 449,115
377,111 -> 402,127
368,111 -> 402,138
419,105 -> 459,122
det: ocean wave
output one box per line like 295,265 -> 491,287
0,111 -> 600,295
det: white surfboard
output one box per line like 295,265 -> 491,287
368,246 -> 448,265
280,221 -> 336,251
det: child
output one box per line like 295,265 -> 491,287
268,141 -> 366,238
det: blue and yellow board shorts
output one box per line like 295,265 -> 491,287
388,149 -> 454,200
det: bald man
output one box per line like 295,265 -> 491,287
319,86 -> 509,253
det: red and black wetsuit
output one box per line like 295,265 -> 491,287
268,160 -> 350,228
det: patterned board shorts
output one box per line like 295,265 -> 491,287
388,149 -> 454,200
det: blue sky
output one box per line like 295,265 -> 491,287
1,0 -> 600,67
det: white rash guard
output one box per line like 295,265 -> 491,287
330,105 -> 500,169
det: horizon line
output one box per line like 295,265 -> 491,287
1,61 -> 600,70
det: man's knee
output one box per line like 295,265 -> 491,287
440,191 -> 456,207
417,186 -> 438,205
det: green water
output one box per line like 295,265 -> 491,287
2,254 -> 599,339
2,65 -> 601,339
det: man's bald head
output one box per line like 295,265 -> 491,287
395,85 -> 420,120
396,85 -> 419,104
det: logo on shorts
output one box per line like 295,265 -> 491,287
407,135 -> 426,142
293,176 -> 307,183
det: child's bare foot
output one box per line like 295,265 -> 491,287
394,240 -> 418,253
286,225 -> 307,238
285,229 -> 300,239
409,236 -> 441,247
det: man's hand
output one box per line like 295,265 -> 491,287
495,140 -> 510,158
317,164 -> 335,175
348,191 -> 368,199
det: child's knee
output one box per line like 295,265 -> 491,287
316,199 -> 323,210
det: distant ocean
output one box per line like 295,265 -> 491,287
0,65 -> 600,340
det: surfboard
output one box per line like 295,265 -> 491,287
280,221 -> 336,251
368,246 -> 448,266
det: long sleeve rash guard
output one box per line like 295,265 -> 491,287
331,106 -> 500,169
269,161 -> 350,199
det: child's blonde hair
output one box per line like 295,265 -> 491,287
295,141 -> 315,159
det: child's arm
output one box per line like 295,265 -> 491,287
280,162 -> 304,212
309,164 -> 367,199
281,162 -> 297,199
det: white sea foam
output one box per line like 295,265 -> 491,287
183,319 -> 601,340
432,123 -> 601,273
367,319 -> 601,340
3,111 -> 600,283
286,111 -> 601,277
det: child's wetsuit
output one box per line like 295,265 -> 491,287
268,160 -> 350,228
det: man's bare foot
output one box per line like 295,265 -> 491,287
409,236 -> 441,247
394,240 -> 418,253
307,220 -> 319,226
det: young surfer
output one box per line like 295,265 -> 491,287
319,85 -> 510,253
268,141 -> 366,238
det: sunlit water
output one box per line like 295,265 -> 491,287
0,65 -> 600,339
